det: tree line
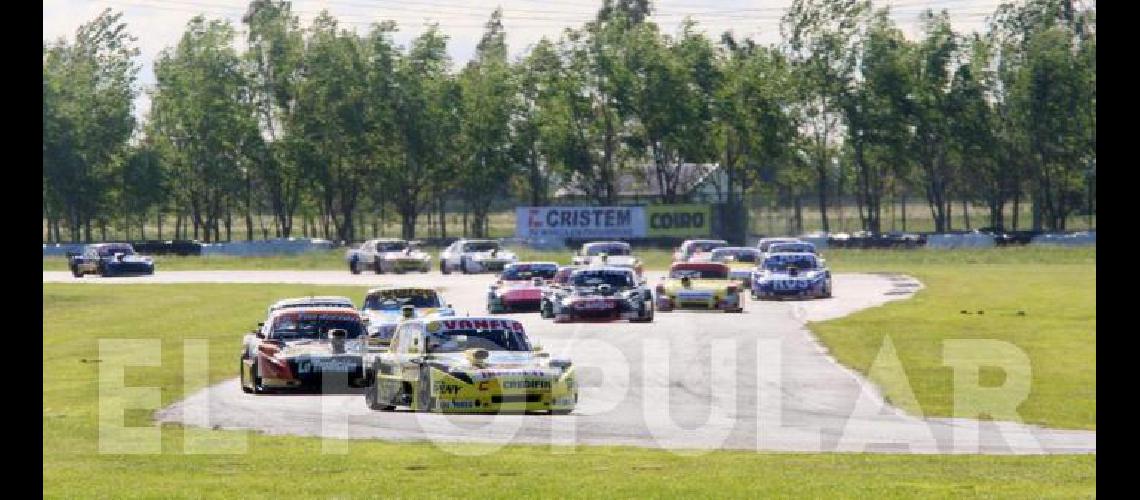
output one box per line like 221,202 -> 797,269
42,0 -> 1095,243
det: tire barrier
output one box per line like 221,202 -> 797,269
1029,231 -> 1096,246
199,238 -> 335,256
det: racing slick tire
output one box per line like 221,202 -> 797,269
70,265 -> 83,278
629,301 -> 654,323
460,257 -> 471,274
365,380 -> 395,411
349,258 -> 362,274
374,260 -> 384,274
440,260 -> 451,275
245,358 -> 268,394
822,282 -> 833,298
551,409 -> 572,416
240,358 -> 253,394
540,300 -> 555,319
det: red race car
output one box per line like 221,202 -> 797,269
486,262 -> 560,313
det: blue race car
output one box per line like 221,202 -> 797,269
67,243 -> 155,277
751,252 -> 832,300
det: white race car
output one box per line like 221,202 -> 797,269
570,241 -> 644,278
345,238 -> 431,274
439,239 -> 519,274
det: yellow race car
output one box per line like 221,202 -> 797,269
364,317 -> 577,414
654,262 -> 745,313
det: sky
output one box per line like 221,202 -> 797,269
43,0 -> 1004,122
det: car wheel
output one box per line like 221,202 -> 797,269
240,358 -> 253,394
540,301 -> 554,319
460,257 -> 470,274
365,379 -> 395,411
374,260 -> 384,274
440,260 -> 450,275
250,359 -> 267,394
551,409 -> 572,415
823,282 -> 833,298
70,265 -> 83,278
349,258 -> 361,275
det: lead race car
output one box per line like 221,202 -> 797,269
655,262 -> 745,313
67,242 -> 155,277
240,306 -> 370,394
364,317 -> 577,414
541,266 -> 654,323
439,239 -> 519,274
487,262 -> 559,313
709,246 -> 763,289
751,252 -> 833,300
345,238 -> 431,274
570,241 -> 644,278
360,287 -> 454,345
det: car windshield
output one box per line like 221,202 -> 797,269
686,241 -> 726,254
572,270 -> 634,288
670,267 -> 728,279
711,249 -> 760,263
764,255 -> 819,271
97,245 -> 135,256
759,240 -> 797,252
374,241 -> 407,251
426,328 -> 530,352
554,268 -> 578,284
769,243 -> 813,254
364,290 -> 442,310
584,243 -> 630,256
501,265 -> 558,281
464,241 -> 500,252
270,315 -> 365,340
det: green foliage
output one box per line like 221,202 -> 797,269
43,1 -> 1096,242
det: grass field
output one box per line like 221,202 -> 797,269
814,246 -> 1096,430
43,281 -> 1095,497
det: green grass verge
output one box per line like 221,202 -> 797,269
812,247 -> 1095,430
44,282 -> 1094,497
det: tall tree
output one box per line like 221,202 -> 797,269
242,0 -> 305,238
42,9 -> 138,241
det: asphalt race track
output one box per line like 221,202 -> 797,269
44,270 -> 1096,454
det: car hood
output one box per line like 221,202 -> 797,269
109,253 -> 152,264
660,279 -> 732,293
426,351 -> 563,378
276,339 -> 365,358
469,251 -> 516,260
380,250 -> 429,260
363,307 -> 452,325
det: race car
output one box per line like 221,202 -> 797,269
655,262 -> 744,313
756,237 -> 803,253
541,266 -> 654,323
439,239 -> 519,274
570,241 -> 644,277
539,265 -> 580,314
766,241 -> 818,256
751,252 -> 833,300
345,238 -> 431,274
487,262 -> 560,313
363,317 -> 577,414
267,296 -> 355,315
67,243 -> 155,277
672,239 -> 728,263
360,287 -> 454,345
239,307 -> 370,394
709,247 -> 764,289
